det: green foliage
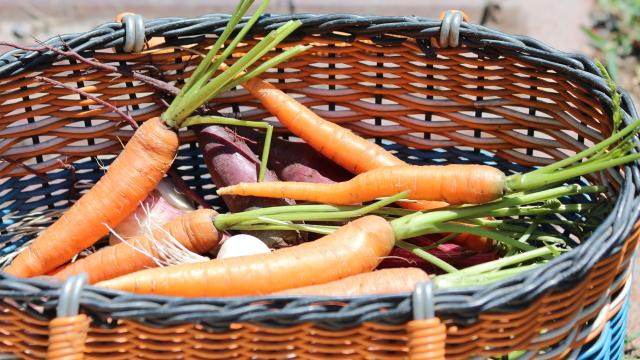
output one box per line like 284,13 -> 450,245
583,0 -> 640,80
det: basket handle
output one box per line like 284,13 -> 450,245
407,282 -> 446,359
46,273 -> 90,360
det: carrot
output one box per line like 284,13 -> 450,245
5,117 -> 178,277
242,78 -> 403,173
239,76 -> 447,209
237,75 -> 480,252
52,209 -> 220,284
273,268 -> 429,296
96,215 -> 394,297
218,164 -> 506,205
4,2 -> 308,277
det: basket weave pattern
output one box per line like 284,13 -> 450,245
0,14 -> 639,359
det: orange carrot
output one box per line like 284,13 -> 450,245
3,6 -> 308,278
273,268 -> 429,296
96,215 -> 394,297
52,209 -> 220,284
243,78 -> 403,174
238,74 -> 448,210
240,76 -> 493,248
5,118 -> 178,277
218,164 -> 506,205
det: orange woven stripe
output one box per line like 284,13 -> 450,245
46,315 -> 90,360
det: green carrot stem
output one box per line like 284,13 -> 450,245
434,263 -> 542,288
254,217 -> 337,234
182,115 -> 273,181
170,20 -> 302,124
485,203 -> 596,217
261,125 -> 274,182
470,218 -> 570,238
182,116 -> 271,129
391,185 -> 604,240
215,191 -> 410,229
596,61 -> 622,133
217,45 -> 312,96
395,240 -> 458,273
535,235 -> 569,244
463,218 -> 587,229
515,217 -> 538,247
507,152 -> 640,191
424,223 -> 536,252
193,0 -> 271,94
170,0 -> 254,109
227,224 -> 338,234
195,20 -> 301,105
462,220 -> 573,242
438,246 -> 554,277
523,116 -> 640,176
505,216 -> 539,256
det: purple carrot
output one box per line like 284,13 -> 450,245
234,127 -> 353,183
195,125 -> 304,248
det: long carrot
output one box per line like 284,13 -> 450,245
246,76 -> 403,174
5,117 -> 178,277
4,0 -> 308,277
96,215 -> 394,297
218,121 -> 640,206
273,268 -> 429,296
218,164 -> 506,205
238,76 -> 447,210
52,209 -> 220,284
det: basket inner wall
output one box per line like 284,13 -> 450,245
0,34 -> 614,253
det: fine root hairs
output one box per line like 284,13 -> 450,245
106,200 -> 208,268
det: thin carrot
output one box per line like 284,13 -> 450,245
218,164 -> 506,205
273,268 -> 429,296
5,117 -> 178,277
237,75 -> 448,210
96,215 -> 395,297
52,209 -> 220,284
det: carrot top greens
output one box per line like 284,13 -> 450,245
163,0 -> 309,128
157,0 -> 310,181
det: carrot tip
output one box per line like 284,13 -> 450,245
216,186 -> 233,195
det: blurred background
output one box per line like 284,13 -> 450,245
0,0 -> 638,356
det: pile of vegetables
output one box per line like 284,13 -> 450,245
3,0 -> 640,298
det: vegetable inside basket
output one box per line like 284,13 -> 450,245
0,6 -> 638,360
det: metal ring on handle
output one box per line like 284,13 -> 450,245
57,273 -> 88,317
438,10 -> 468,48
412,281 -> 434,320
118,13 -> 146,53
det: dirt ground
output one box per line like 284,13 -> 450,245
0,0 -> 638,356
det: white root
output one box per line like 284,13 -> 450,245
106,200 -> 209,268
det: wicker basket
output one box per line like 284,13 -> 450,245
576,272 -> 632,360
0,12 -> 639,359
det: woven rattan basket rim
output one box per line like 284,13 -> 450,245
0,13 -> 638,328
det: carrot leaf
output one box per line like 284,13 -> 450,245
162,0 -> 306,129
